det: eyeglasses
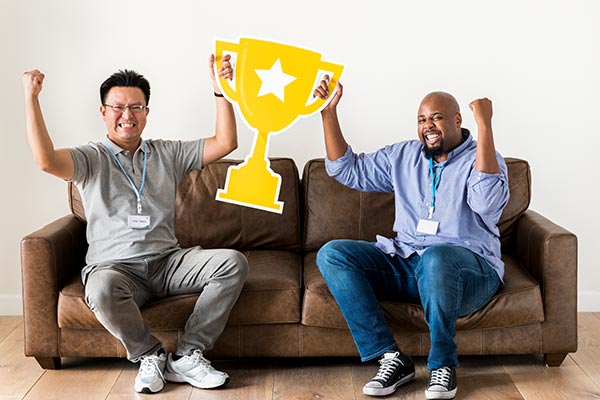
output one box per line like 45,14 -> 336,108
104,104 -> 148,113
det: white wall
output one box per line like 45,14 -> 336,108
1,0 -> 598,314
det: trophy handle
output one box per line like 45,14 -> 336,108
215,40 -> 239,102
303,61 -> 345,115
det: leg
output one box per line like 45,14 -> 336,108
151,247 -> 249,355
416,245 -> 501,370
85,265 -> 160,361
35,357 -> 61,369
316,240 -> 420,362
544,353 -> 568,367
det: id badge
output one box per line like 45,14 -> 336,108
417,218 -> 439,235
128,214 -> 151,230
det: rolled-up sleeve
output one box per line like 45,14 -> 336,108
325,145 -> 394,193
466,156 -> 509,225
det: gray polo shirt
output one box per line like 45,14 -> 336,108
69,138 -> 204,265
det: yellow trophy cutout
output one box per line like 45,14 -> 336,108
214,37 -> 344,213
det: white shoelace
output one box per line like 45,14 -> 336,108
139,355 -> 165,379
188,349 -> 212,370
374,352 -> 402,381
429,366 -> 452,387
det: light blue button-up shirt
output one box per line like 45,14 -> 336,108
325,129 -> 509,280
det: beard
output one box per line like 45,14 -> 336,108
423,142 -> 444,159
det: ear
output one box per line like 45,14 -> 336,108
455,112 -> 462,128
100,105 -> 106,117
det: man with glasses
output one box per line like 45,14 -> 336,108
22,55 -> 249,394
313,78 -> 509,400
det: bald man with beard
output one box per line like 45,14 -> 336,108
313,80 -> 509,400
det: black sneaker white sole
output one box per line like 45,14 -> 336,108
425,387 -> 457,399
363,371 -> 415,396
426,366 -> 457,399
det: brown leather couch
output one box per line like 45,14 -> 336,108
21,157 -> 578,370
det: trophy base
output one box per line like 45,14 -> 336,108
215,160 -> 284,214
216,190 -> 284,213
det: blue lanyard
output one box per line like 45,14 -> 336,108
428,157 -> 444,219
101,141 -> 147,214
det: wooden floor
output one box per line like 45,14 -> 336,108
1,313 -> 600,399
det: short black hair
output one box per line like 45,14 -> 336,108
100,69 -> 151,105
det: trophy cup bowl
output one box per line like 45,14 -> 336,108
214,38 -> 344,213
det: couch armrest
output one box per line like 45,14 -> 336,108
515,209 -> 578,358
20,215 -> 87,358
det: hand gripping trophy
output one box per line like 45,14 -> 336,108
214,37 -> 344,213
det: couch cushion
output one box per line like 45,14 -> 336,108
69,157 -> 301,252
302,158 -> 530,252
58,250 -> 302,329
301,252 -> 544,331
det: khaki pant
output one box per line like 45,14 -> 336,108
83,247 -> 248,361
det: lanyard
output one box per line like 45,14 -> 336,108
101,141 -> 147,214
428,157 -> 444,219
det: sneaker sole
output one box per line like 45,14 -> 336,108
363,371 -> 415,396
425,387 -> 457,399
134,382 -> 165,394
164,371 -> 229,389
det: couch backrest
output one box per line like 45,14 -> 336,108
302,157 -> 531,252
498,157 -> 531,246
68,156 -> 529,254
69,157 -> 302,252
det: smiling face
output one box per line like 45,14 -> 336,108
100,86 -> 149,150
417,92 -> 463,162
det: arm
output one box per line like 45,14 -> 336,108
466,162 -> 509,230
21,215 -> 87,366
314,76 -> 348,160
514,210 -> 578,365
202,54 -> 238,166
314,77 -> 392,192
469,98 -> 500,174
466,98 -> 508,223
23,70 -> 74,180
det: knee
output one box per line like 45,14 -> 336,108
85,272 -> 129,310
220,249 -> 249,281
316,240 -> 344,272
418,245 -> 461,281
420,245 -> 460,266
316,239 -> 360,277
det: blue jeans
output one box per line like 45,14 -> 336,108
316,240 -> 500,369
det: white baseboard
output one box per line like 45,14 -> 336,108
0,294 -> 23,315
579,290 -> 600,312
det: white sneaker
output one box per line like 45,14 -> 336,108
165,350 -> 229,389
134,350 -> 167,394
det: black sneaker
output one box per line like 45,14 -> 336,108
425,366 -> 457,399
363,351 -> 415,396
